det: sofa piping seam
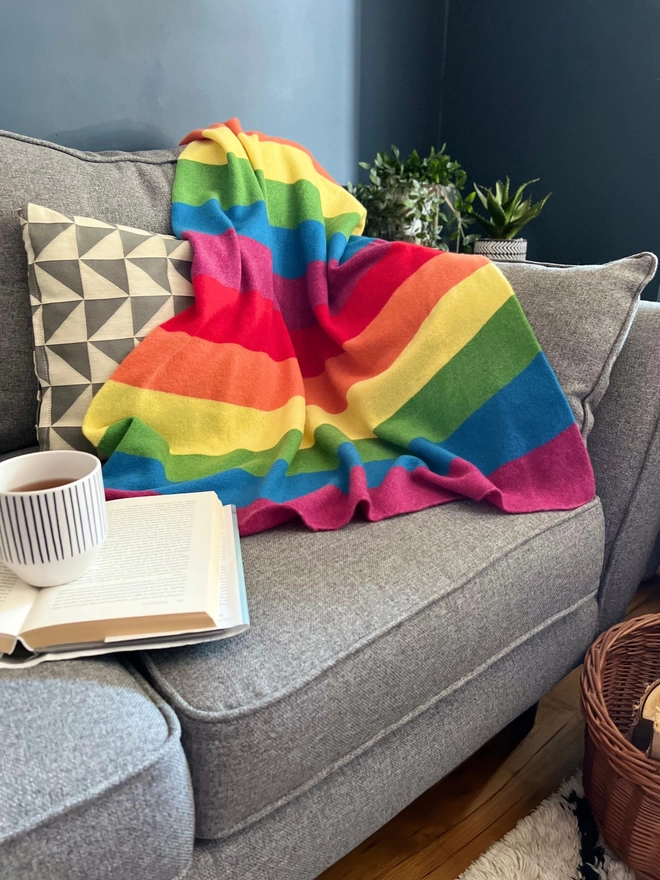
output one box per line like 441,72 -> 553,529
598,400 -> 660,614
581,254 -> 658,439
0,129 -> 178,166
598,306 -> 660,577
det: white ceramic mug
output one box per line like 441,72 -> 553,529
0,450 -> 107,587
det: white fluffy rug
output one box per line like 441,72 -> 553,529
459,772 -> 637,880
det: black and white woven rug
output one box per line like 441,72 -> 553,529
459,772 -> 636,879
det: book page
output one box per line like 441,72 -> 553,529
22,492 -> 221,634
105,504 -> 246,638
0,564 -> 38,650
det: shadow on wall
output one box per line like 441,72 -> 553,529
3,0 -> 449,186
48,121 -> 176,153
0,0 -> 358,181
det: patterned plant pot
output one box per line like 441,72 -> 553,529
473,238 -> 527,261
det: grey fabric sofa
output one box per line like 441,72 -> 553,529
2,132 -> 660,880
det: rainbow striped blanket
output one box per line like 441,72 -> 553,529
83,119 -> 595,534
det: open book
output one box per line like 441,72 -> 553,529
0,492 -> 249,667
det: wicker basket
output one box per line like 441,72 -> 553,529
581,615 -> 660,878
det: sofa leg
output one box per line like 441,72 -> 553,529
507,702 -> 538,745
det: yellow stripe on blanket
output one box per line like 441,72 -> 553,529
300,264 -> 512,447
182,131 -> 365,233
84,381 -> 306,457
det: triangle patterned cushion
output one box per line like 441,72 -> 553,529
19,204 -> 194,453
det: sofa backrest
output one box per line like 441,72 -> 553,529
1,129 -> 655,464
587,300 -> 660,629
0,130 -> 177,455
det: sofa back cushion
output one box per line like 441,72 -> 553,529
0,130 -> 177,455
498,255 -> 657,438
0,131 -> 657,455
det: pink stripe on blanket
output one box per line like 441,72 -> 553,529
236,425 -> 594,534
185,230 -> 391,330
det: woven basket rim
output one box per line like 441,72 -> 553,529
581,614 -> 660,793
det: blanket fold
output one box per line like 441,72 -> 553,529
83,118 -> 595,534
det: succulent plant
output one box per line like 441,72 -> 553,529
471,178 -> 551,240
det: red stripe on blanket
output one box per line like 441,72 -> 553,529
162,274 -> 296,361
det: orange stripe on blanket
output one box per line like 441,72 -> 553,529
304,256 -> 488,412
112,328 -> 303,410
290,245 -> 440,376
293,250 -> 487,379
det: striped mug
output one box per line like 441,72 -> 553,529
0,451 -> 107,587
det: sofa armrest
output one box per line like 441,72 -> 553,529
588,301 -> 660,631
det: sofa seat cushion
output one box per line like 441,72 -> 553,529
0,658 -> 194,880
142,498 -> 604,840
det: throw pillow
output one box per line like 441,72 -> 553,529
19,203 -> 193,453
498,254 -> 657,438
0,129 -> 178,456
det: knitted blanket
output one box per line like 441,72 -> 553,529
83,119 -> 595,535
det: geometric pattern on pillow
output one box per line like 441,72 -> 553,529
19,203 -> 194,453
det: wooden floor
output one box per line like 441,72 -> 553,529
320,578 -> 660,880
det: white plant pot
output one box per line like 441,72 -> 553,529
473,238 -> 527,261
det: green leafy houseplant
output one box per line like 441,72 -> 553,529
347,145 -> 478,252
471,178 -> 551,241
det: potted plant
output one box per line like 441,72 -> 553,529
347,145 -> 478,252
471,178 -> 551,261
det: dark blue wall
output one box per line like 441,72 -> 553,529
0,0 -> 358,181
441,0 -> 660,297
357,0 -> 448,177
